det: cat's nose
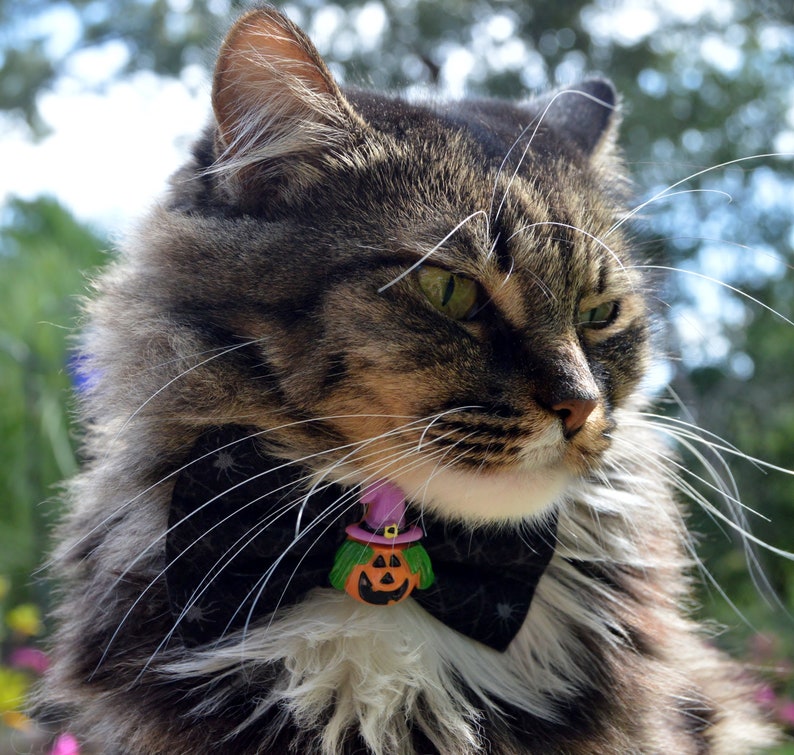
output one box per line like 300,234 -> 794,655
552,398 -> 598,436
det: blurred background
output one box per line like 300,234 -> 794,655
0,0 -> 792,751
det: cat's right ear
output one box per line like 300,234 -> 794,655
533,79 -> 620,162
211,7 -> 365,203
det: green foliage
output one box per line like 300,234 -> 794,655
0,197 -> 107,604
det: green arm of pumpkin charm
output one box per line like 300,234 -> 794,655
402,543 -> 435,589
329,539 -> 374,591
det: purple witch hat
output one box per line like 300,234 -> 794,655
345,480 -> 424,545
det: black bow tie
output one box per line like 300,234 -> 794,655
166,426 -> 558,652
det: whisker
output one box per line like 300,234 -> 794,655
607,429 -> 790,621
607,152 -> 794,237
96,452 -> 321,676
633,264 -> 794,327
405,429 -> 485,512
492,87 -> 617,226
612,427 -> 794,562
610,187 -> 734,223
638,412 -> 792,477
508,220 -> 631,287
234,434 -> 463,657
51,412 -> 421,570
122,413 -> 468,671
417,405 -> 483,450
376,210 -> 487,294
620,418 -> 759,522
138,476 -> 320,677
103,338 -> 268,459
97,420 -> 430,670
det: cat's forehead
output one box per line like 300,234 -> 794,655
337,104 -> 626,298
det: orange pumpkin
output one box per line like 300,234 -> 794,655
344,545 -> 420,605
329,539 -> 435,606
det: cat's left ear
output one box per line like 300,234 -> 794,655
211,7 -> 365,202
536,79 -> 620,160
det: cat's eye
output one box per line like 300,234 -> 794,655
578,301 -> 619,329
416,265 -> 479,320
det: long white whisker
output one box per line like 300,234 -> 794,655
138,479 -> 317,676
509,220 -> 631,284
608,152 -> 794,236
126,412 -> 469,671
639,412 -> 792,477
136,428 -> 438,674
613,429 -> 794,562
417,405 -> 482,450
162,433 -> 430,654
104,338 -> 267,458
608,429 -> 790,619
376,210 -> 487,293
51,412 -> 422,570
493,87 -> 617,225
634,265 -> 794,327
610,187 -> 734,223
236,432 -> 464,657
98,419 -> 437,670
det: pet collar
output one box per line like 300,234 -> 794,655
166,426 -> 558,652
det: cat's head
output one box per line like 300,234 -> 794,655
145,7 -> 651,523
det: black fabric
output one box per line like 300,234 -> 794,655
166,426 -> 557,652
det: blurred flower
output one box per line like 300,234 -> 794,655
2,709 -> 33,733
50,732 -> 81,755
9,646 -> 50,674
0,666 -> 30,722
6,603 -> 43,637
68,351 -> 100,394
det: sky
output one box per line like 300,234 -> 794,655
1,67 -> 210,232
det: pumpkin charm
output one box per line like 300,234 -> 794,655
329,480 -> 434,606
330,540 -> 434,605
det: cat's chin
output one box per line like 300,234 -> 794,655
393,463 -> 570,524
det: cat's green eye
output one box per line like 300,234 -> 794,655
417,265 -> 479,320
578,301 -> 619,329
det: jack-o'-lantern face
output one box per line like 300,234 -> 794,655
345,545 -> 420,606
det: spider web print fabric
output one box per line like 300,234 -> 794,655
166,426 -> 559,652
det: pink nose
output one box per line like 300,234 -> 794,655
552,398 -> 598,435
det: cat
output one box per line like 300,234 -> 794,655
38,4 -> 781,754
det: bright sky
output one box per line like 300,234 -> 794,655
1,69 -> 210,231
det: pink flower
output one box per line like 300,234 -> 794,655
8,647 -> 49,675
50,733 -> 81,755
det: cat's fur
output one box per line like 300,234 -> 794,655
40,5 -> 779,754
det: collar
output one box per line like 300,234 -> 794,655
166,425 -> 558,652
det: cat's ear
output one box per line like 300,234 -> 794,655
211,7 -> 364,201
537,79 -> 620,159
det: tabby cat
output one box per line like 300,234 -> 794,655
40,5 -> 780,754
